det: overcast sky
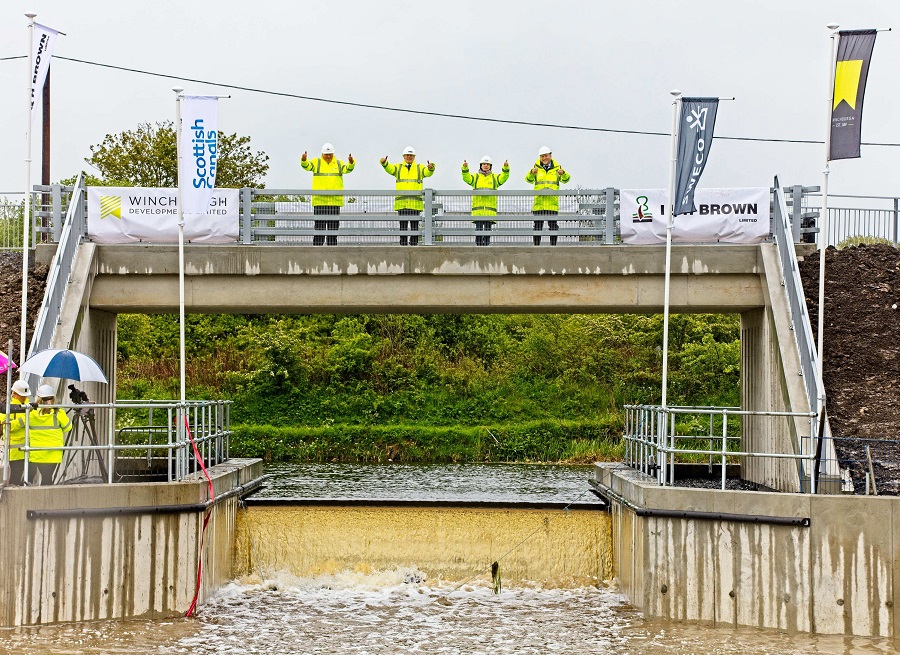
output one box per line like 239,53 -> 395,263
0,1 -> 896,197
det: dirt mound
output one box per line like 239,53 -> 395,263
0,251 -> 48,361
798,244 -> 900,491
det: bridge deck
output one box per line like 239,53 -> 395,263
89,243 -> 766,314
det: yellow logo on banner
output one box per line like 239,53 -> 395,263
99,195 -> 122,220
833,59 -> 863,110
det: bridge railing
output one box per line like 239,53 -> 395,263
246,188 -> 619,245
773,177 -> 825,419
23,184 -> 899,248
6,398 -> 231,486
26,175 -> 87,367
800,192 -> 900,248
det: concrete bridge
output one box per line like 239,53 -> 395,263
49,239 -> 811,495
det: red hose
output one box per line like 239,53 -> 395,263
184,415 -> 215,618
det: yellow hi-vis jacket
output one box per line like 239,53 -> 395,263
525,159 -> 570,212
300,157 -> 355,207
462,164 -> 510,221
22,407 -> 71,464
1,397 -> 29,462
381,160 -> 435,211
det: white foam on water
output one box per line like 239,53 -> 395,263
2,571 -> 900,654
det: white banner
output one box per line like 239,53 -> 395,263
178,96 -> 219,221
30,23 -> 59,123
87,187 -> 239,243
620,188 -> 770,244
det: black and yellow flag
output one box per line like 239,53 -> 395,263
830,29 -> 877,161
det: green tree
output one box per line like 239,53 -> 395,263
63,120 -> 269,188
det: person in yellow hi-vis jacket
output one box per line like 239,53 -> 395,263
525,146 -> 570,245
21,384 -> 71,485
2,379 -> 32,485
380,146 -> 435,245
301,143 -> 355,245
461,156 -> 509,246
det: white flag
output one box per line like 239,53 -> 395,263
30,23 -> 59,123
178,96 -> 219,221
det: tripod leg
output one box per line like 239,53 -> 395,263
84,414 -> 108,480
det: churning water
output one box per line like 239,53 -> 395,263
1,464 -> 899,653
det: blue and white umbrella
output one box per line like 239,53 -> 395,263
19,349 -> 108,383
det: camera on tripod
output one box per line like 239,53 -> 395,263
68,384 -> 90,405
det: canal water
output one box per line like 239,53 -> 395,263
1,463 -> 898,654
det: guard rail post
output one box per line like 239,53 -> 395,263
893,197 -> 898,248
791,185 -> 803,243
51,184 -> 63,241
241,187 -> 253,244
423,189 -> 434,245
604,187 -> 616,244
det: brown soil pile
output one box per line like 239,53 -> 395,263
0,252 -> 48,362
798,244 -> 900,437
798,244 -> 900,492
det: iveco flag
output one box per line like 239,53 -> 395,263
673,97 -> 719,217
178,96 -> 219,221
830,30 -> 877,161
30,23 -> 59,124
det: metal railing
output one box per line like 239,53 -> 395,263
245,188 -> 618,245
624,404 -> 818,492
26,175 -> 87,365
6,398 -> 231,485
793,191 -> 899,248
773,177 -> 825,417
27,184 -> 900,249
830,436 -> 900,496
0,194 -> 26,250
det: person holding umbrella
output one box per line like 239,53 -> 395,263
2,380 -> 32,485
21,384 -> 71,485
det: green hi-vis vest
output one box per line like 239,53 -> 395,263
462,166 -> 510,220
301,157 -> 354,207
382,160 -> 435,211
525,159 -> 570,212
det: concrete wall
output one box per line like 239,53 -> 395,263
0,459 -> 262,627
596,462 -> 897,637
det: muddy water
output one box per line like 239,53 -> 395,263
0,464 -> 898,653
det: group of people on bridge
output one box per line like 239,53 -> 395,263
300,144 -> 571,246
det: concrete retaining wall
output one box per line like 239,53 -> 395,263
596,462 -> 897,637
0,458 -> 262,627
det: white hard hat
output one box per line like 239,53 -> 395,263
321,143 -> 335,154
479,155 -> 493,165
403,146 -> 416,156
538,146 -> 552,156
37,384 -> 55,398
11,380 -> 30,396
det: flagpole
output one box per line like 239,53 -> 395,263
661,90 -> 682,409
20,12 -> 37,368
173,87 -> 186,407
816,23 -> 839,416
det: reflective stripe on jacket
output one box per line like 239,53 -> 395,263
525,159 -> 570,212
462,165 -> 510,220
23,408 -> 71,464
1,398 -> 28,462
300,157 -> 355,206
382,160 -> 435,211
